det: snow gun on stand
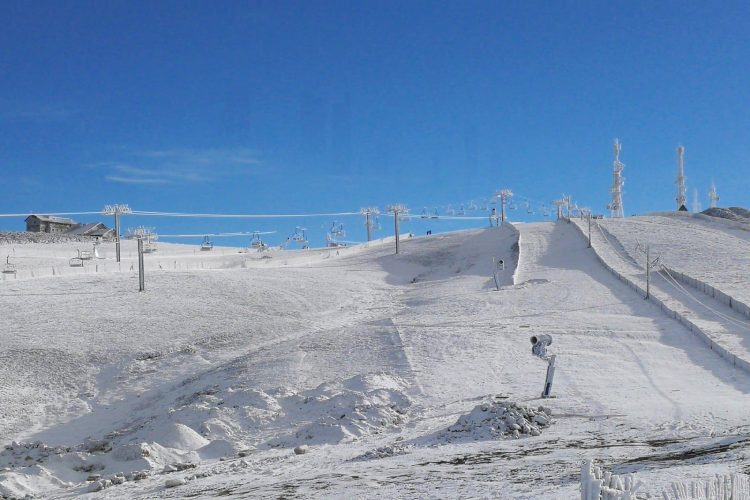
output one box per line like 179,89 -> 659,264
530,334 -> 556,399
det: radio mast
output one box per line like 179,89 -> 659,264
676,145 -> 687,210
708,180 -> 719,208
607,138 -> 625,218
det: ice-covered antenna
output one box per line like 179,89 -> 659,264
607,139 -> 625,218
692,188 -> 701,213
676,145 -> 687,210
709,180 -> 719,208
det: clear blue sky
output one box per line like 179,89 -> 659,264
2,1 -> 749,244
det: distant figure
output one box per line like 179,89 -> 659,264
426,230 -> 432,235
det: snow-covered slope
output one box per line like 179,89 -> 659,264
2,221 -> 749,499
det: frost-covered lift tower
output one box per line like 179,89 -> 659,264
607,139 -> 625,218
709,180 -> 719,208
676,145 -> 687,211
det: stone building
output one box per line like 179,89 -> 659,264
25,215 -> 77,233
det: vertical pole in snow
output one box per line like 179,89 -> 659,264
587,212 -> 592,248
366,212 -> 372,242
137,238 -> 145,292
645,245 -> 650,299
542,355 -> 556,398
387,205 -> 406,255
393,211 -> 400,254
114,212 -> 121,263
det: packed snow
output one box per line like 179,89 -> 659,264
2,219 -> 750,498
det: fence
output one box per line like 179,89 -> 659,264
569,219 -> 750,375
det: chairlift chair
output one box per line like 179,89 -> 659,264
69,256 -> 84,267
457,205 -> 466,216
421,208 -> 429,219
430,208 -> 439,219
200,236 -> 214,251
250,231 -> 267,251
143,239 -> 157,253
78,249 -> 93,260
3,256 -> 16,275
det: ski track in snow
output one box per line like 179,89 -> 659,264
1,221 -> 750,498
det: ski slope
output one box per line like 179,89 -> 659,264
1,220 -> 750,499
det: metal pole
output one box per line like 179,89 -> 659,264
137,238 -> 145,292
114,211 -> 121,263
645,245 -> 650,299
500,193 -> 506,224
587,213 -> 592,248
366,212 -> 372,242
394,211 -> 400,254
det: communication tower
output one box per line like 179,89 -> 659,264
607,139 -> 625,218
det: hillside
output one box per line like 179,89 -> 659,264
1,220 -> 750,499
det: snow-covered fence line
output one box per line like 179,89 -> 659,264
661,266 -> 750,322
580,460 -> 642,500
662,473 -> 750,500
569,219 -> 750,375
0,257 -> 255,282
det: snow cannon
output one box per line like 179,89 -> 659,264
530,334 -> 555,399
530,334 -> 552,359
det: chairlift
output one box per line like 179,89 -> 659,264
467,201 -> 478,211
78,249 -> 93,260
430,208 -> 439,219
508,202 -> 518,210
250,231 -> 268,251
2,256 -> 16,275
285,227 -> 309,249
200,236 -> 214,251
542,207 -> 550,217
446,205 -> 456,216
326,222 -> 347,248
457,205 -> 466,216
143,239 -> 157,253
421,207 -> 429,219
69,255 -> 84,267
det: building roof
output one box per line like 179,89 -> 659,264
25,214 -> 76,224
66,222 -> 111,236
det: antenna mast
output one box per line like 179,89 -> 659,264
607,138 -> 625,218
676,145 -> 687,210
708,180 -> 719,208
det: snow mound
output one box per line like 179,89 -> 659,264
431,398 -> 553,444
265,373 -> 412,448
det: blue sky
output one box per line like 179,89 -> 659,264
2,1 -> 749,245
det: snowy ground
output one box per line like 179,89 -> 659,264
1,220 -> 750,499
